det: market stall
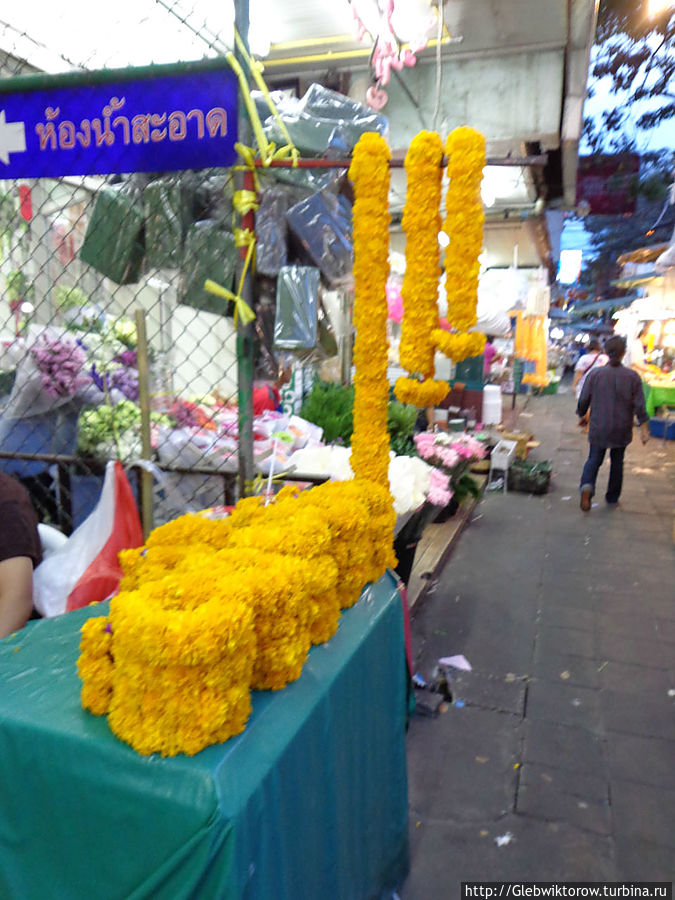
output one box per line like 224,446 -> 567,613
0,573 -> 408,900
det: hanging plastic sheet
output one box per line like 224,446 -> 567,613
260,83 -> 388,156
79,183 -> 145,284
286,191 -> 353,284
274,266 -> 320,350
144,177 -> 195,268
255,188 -> 289,277
179,221 -> 236,316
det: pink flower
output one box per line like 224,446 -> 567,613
428,468 -> 454,507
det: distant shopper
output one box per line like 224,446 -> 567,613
577,335 -> 649,511
625,324 -> 650,376
573,338 -> 608,401
252,362 -> 292,416
0,473 -> 42,639
483,336 -> 497,377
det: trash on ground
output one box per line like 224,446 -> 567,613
486,477 -> 504,492
412,672 -> 428,689
438,654 -> 472,672
597,661 -> 608,672
668,689 -> 675,697
571,698 -> 582,707
495,832 -> 513,847
475,756 -> 489,764
560,670 -> 571,680
454,699 -> 466,708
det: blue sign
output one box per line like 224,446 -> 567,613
0,62 -> 238,178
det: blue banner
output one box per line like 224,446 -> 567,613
0,64 -> 238,178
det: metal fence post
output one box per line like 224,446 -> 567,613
235,0 -> 255,500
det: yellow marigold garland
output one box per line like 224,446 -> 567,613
395,131 -> 449,406
348,132 -> 391,488
432,330 -> 486,364
433,126 -> 487,363
394,376 -> 449,408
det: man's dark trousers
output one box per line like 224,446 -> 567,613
580,445 -> 625,504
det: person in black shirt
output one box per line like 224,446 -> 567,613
0,472 -> 42,638
576,335 -> 649,511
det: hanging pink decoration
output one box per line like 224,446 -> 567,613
386,278 -> 404,322
351,0 -> 435,86
366,84 -> 389,110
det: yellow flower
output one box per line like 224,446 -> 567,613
438,127 -> 487,352
395,376 -> 449,408
349,132 -> 392,491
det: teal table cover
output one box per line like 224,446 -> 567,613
643,380 -> 675,418
0,572 -> 408,900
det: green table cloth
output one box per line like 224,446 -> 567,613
0,572 -> 408,900
643,380 -> 675,418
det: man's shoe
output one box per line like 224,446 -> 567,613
580,486 -> 592,512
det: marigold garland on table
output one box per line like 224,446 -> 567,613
348,132 -> 392,488
433,126 -> 487,363
394,131 -> 449,405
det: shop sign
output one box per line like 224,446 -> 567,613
0,60 -> 238,178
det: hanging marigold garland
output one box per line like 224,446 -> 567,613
394,131 -> 449,409
432,126 -> 487,364
348,132 -> 393,487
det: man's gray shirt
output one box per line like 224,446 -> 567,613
576,362 -> 648,448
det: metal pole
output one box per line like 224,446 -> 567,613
134,308 -> 154,539
235,0 -> 255,500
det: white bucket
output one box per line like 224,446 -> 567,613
482,385 -> 502,425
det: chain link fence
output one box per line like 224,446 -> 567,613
0,9 -> 322,535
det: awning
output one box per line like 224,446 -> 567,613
568,295 -> 638,316
617,244 -> 670,266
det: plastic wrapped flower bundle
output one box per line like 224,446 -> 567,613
102,571 -> 255,757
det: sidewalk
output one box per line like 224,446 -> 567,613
402,389 -> 675,891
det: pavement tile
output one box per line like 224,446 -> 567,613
516,763 -> 611,834
607,733 -> 675,789
535,623 -> 597,660
537,604 -> 596,631
401,817 -> 615,893
526,680 -> 602,730
597,632 -> 672,669
599,660 -> 674,696
531,651 -> 602,689
610,780 -> 675,848
521,719 -> 607,776
406,706 -> 520,823
595,611 -> 660,641
602,689 -> 675,740
655,617 -> 675,643
445,670 -> 526,716
613,837 -> 675,881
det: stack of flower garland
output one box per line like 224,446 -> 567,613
394,131 -> 449,409
78,478 -> 395,756
77,131 -> 403,758
432,127 -> 487,364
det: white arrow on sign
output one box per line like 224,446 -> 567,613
0,110 -> 27,165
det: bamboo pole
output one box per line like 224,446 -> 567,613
134,308 -> 154,539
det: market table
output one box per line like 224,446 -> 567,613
643,379 -> 675,418
0,572 -> 409,900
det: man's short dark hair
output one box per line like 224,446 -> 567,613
605,335 -> 626,360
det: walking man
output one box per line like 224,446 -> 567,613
577,334 -> 649,512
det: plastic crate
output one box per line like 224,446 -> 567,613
648,417 -> 675,440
